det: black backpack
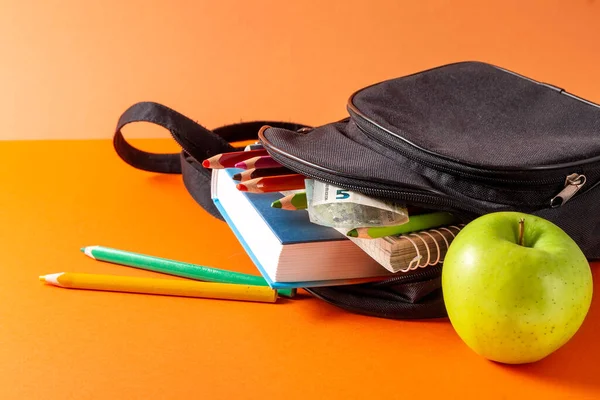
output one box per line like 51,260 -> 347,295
113,61 -> 600,319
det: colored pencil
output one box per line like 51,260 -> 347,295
346,212 -> 458,239
39,272 -> 278,303
244,143 -> 264,151
236,174 -> 306,193
232,167 -> 295,182
81,246 -> 296,298
234,155 -> 282,170
271,191 -> 307,210
202,149 -> 268,169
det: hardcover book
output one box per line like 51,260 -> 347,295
210,168 -> 392,289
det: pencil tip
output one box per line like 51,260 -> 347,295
82,246 -> 97,259
201,160 -> 210,168
236,183 -> 248,192
80,247 -> 85,252
271,200 -> 282,208
234,161 -> 246,169
232,173 -> 241,181
39,275 -> 46,282
346,229 -> 358,237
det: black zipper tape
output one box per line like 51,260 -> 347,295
258,128 -> 485,217
369,264 -> 443,286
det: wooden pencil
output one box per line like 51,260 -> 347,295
346,212 -> 458,239
234,155 -> 282,170
81,245 -> 296,298
202,149 -> 268,169
39,272 -> 278,303
232,166 -> 295,182
244,143 -> 264,151
271,192 -> 307,210
236,174 -> 306,193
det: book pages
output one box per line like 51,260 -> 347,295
338,225 -> 465,273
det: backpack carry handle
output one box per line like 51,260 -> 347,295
112,101 -> 310,219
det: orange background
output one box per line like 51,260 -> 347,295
1,139 -> 599,400
1,0 -> 599,140
2,1 -> 600,399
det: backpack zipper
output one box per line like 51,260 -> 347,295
346,105 -> 596,187
258,130 -> 484,216
550,173 -> 587,207
369,264 -> 443,286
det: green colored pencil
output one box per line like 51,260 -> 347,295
346,212 -> 458,239
271,192 -> 307,210
81,246 -> 296,298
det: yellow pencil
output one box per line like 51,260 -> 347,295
39,272 -> 278,303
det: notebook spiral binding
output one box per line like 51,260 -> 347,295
395,224 -> 465,273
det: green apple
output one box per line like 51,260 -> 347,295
442,211 -> 593,364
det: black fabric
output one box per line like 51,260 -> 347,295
305,266 -> 445,319
114,101 -> 308,173
180,151 -> 224,221
112,101 -> 313,222
351,61 -> 600,169
260,61 -> 600,259
113,101 -> 309,220
114,101 -> 233,173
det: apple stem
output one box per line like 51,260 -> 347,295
518,218 -> 525,247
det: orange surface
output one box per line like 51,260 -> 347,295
0,138 -> 599,399
1,0 -> 600,140
2,0 -> 600,398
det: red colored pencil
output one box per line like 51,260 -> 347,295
232,167 -> 295,182
234,156 -> 282,170
202,149 -> 269,169
236,174 -> 306,193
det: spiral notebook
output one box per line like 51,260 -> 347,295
337,224 -> 465,273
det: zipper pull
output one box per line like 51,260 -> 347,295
550,173 -> 586,208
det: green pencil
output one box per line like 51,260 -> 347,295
81,246 -> 296,298
346,212 -> 458,239
271,192 -> 307,210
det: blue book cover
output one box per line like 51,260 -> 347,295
237,191 -> 344,245
211,168 -> 386,289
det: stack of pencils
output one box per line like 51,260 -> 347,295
202,144 -> 308,201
